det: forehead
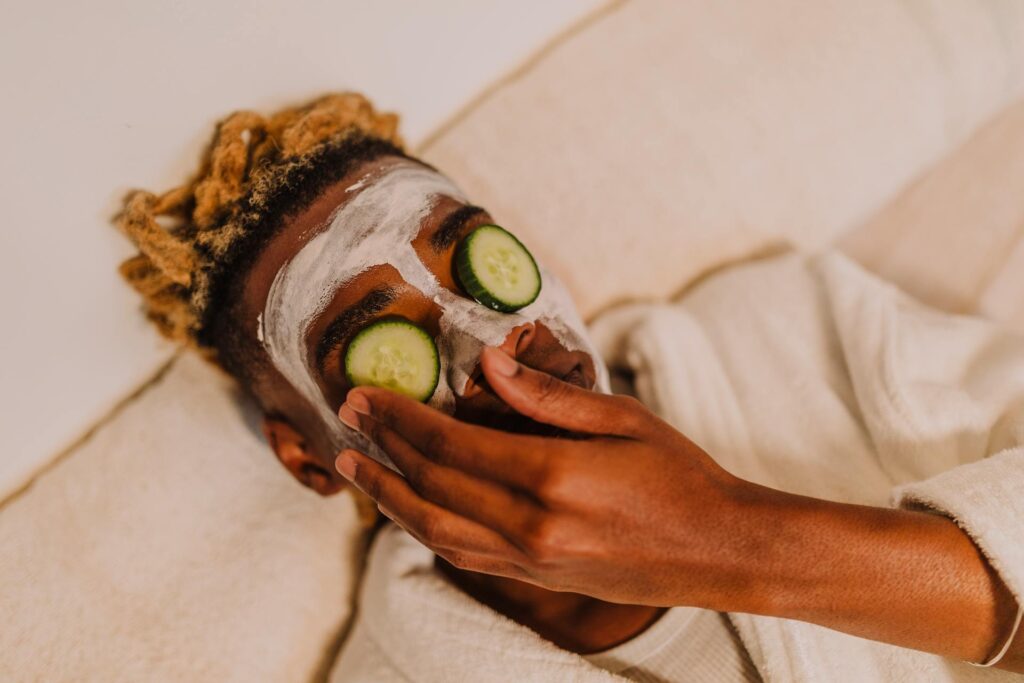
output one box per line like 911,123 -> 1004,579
239,154 -> 444,328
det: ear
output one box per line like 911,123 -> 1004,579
262,417 -> 346,496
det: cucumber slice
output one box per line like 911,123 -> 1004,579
343,319 -> 440,402
455,225 -> 542,312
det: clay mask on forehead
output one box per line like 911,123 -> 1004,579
261,158 -> 610,467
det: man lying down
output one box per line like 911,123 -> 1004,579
117,93 -> 1023,681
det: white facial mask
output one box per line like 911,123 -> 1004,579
261,158 -> 609,467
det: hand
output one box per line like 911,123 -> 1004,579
335,346 -> 751,607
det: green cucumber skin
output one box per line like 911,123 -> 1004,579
343,319 -> 440,403
455,225 -> 542,313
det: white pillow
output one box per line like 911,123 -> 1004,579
0,353 -> 365,682
422,0 -> 1024,320
840,98 -> 1024,333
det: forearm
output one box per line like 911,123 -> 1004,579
719,482 -> 1022,671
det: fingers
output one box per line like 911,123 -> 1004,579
342,387 -> 558,490
384,505 -> 531,580
432,551 -> 531,581
480,346 -> 651,437
336,448 -> 527,562
358,416 -> 544,545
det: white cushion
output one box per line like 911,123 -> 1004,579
422,0 -> 1024,319
840,98 -> 1024,333
0,353 -> 364,682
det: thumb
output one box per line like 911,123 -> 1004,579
479,346 -> 646,437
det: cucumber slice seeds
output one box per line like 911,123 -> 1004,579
455,225 -> 542,313
343,319 -> 440,402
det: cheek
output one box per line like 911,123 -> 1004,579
433,295 -> 529,400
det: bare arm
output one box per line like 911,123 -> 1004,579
336,347 -> 1023,671
721,482 -> 1022,670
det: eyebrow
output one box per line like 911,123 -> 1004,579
430,204 -> 486,252
314,285 -> 399,372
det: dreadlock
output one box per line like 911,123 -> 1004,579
116,93 -> 406,524
116,92 -> 405,358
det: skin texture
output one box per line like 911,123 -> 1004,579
337,351 -> 1024,672
240,154 -> 660,652
236,151 -> 1021,668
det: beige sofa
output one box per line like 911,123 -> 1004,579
3,1 -> 1023,680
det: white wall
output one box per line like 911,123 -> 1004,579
0,0 -> 602,497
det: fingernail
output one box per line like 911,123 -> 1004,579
336,450 -> 358,480
486,347 -> 518,376
339,403 -> 360,430
347,390 -> 371,415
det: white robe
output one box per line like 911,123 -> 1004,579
331,251 -> 1024,682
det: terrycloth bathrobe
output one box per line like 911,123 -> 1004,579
330,251 -> 1024,682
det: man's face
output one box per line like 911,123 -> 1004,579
237,154 -> 606,492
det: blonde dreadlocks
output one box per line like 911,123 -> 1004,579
116,92 -> 404,352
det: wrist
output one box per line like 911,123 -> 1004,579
708,479 -> 900,620
708,478 -> 808,616
715,483 -> 906,621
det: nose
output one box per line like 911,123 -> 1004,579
459,322 -> 535,399
498,321 -> 536,360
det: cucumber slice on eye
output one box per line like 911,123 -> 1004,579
343,319 -> 440,402
455,224 -> 542,312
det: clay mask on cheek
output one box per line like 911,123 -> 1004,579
261,159 -> 610,467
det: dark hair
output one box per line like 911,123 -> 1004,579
115,92 -> 405,365
203,135 -> 407,387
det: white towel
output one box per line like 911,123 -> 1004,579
591,251 -> 1024,681
332,250 -> 1023,682
332,525 -> 626,682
